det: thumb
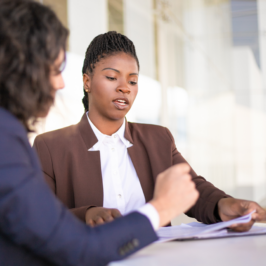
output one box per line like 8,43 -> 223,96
172,163 -> 190,176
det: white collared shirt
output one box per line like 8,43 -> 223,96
87,113 -> 159,230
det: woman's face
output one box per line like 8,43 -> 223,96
49,49 -> 65,99
39,50 -> 65,118
84,52 -> 139,121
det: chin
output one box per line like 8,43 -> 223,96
37,110 -> 49,118
108,110 -> 128,121
37,103 -> 53,118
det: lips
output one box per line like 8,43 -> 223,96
113,97 -> 129,110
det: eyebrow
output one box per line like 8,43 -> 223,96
102,67 -> 138,76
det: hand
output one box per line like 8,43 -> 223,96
85,207 -> 122,227
150,163 -> 199,227
218,198 -> 266,232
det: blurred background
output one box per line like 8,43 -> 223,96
34,0 -> 266,222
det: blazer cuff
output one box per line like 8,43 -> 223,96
137,203 -> 160,231
213,195 -> 233,222
209,194 -> 232,223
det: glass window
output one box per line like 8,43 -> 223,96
35,0 -> 266,211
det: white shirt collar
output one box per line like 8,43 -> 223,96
86,112 -> 132,150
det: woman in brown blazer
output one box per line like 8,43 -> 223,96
34,31 -> 266,230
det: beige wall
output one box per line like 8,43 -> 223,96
43,0 -> 68,28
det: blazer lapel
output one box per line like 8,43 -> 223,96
77,113 -> 103,206
125,121 -> 154,203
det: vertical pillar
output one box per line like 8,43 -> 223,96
67,0 -> 108,56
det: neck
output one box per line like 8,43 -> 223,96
88,110 -> 124,136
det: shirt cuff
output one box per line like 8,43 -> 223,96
137,203 -> 160,231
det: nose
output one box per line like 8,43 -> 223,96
116,80 -> 130,94
54,73 -> 65,91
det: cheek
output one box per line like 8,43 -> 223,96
131,86 -> 138,103
91,79 -> 112,102
50,74 -> 65,90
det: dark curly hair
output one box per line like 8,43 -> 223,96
82,31 -> 139,112
0,0 -> 68,131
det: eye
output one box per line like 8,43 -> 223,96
51,61 -> 66,76
129,81 -> 137,85
58,60 -> 66,72
106,76 -> 116,81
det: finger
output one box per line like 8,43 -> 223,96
111,209 -> 122,218
237,201 -> 257,216
238,202 -> 264,219
256,211 -> 266,221
253,205 -> 266,221
251,212 -> 259,221
193,189 -> 199,202
171,163 -> 190,176
94,216 -> 105,225
87,219 -> 95,227
181,173 -> 192,181
229,219 -> 255,232
101,212 -> 114,223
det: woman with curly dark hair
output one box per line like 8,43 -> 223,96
0,1 -> 199,265
0,0 -> 67,130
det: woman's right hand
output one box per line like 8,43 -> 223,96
150,163 -> 199,227
85,207 -> 122,226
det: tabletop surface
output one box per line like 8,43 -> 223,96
109,223 -> 266,266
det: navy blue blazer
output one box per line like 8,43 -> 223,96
0,108 -> 157,266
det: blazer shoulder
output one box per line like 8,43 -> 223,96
129,122 -> 166,132
34,123 -> 79,146
0,108 -> 26,137
128,122 -> 173,142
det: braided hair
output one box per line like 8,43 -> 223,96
82,31 -> 139,111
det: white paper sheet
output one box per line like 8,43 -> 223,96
157,211 -> 266,242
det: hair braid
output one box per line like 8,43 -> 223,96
82,31 -> 139,112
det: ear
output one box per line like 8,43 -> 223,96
83,73 -> 92,93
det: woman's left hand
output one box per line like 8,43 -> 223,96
85,207 -> 122,227
218,198 -> 266,232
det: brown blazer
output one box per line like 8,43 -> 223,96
34,113 -> 229,223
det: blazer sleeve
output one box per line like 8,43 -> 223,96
164,128 -> 231,224
33,135 -> 94,222
0,127 -> 157,266
33,136 -> 56,193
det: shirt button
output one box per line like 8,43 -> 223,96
111,147 -> 115,151
118,194 -> 122,198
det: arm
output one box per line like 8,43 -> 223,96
165,128 -> 230,224
1,129 -> 157,266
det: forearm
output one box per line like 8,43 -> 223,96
185,177 -> 231,224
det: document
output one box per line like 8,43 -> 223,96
157,211 -> 266,243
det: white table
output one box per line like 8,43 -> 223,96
110,223 -> 266,266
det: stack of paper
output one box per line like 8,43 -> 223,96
157,211 -> 266,243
